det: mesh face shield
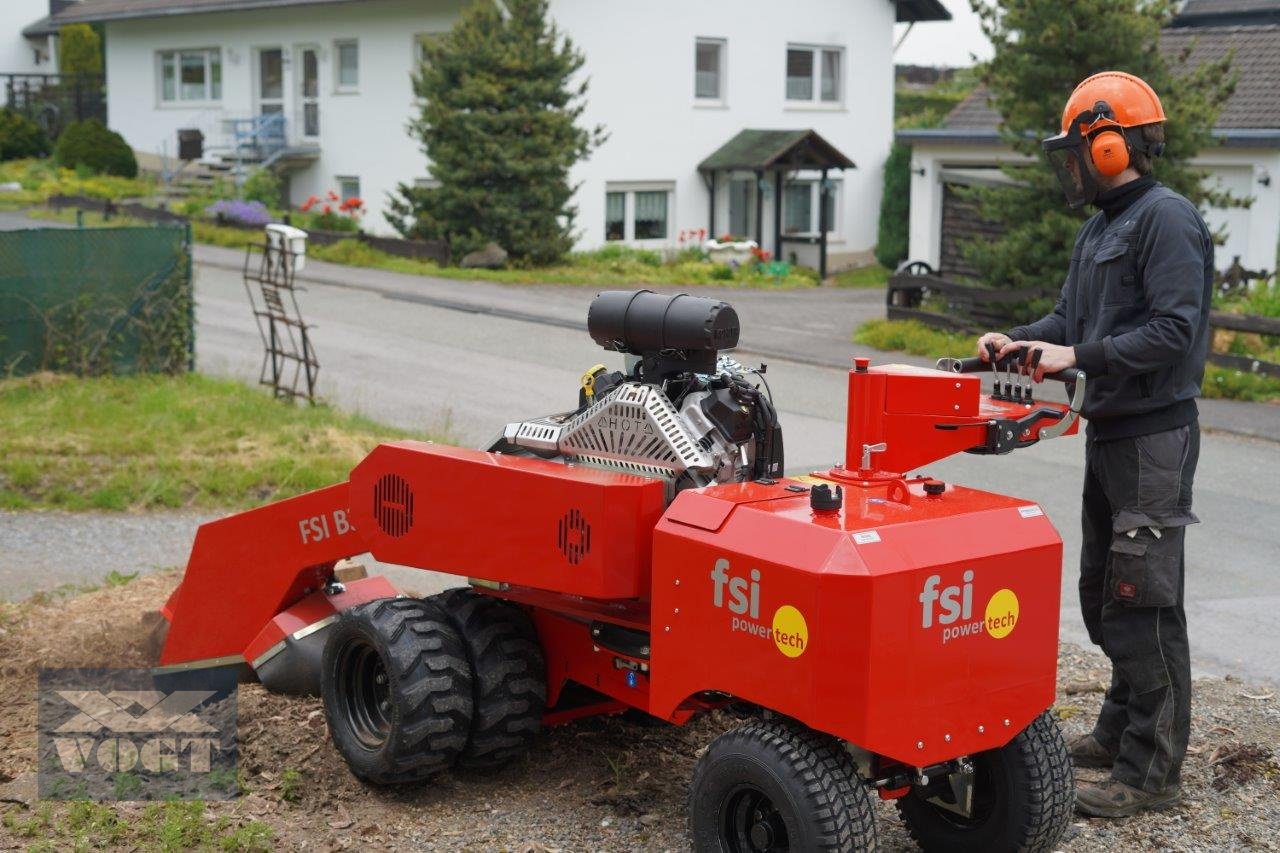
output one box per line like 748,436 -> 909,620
1042,116 -> 1103,210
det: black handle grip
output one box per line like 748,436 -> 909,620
948,356 -> 1083,384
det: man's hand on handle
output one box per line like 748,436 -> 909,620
976,334 -> 1078,383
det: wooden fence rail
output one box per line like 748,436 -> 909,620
887,271 -> 1280,378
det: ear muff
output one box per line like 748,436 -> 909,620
1089,129 -> 1130,177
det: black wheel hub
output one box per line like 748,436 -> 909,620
336,638 -> 392,749
722,785 -> 789,852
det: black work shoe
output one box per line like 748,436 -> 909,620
1075,779 -> 1181,818
1067,733 -> 1116,769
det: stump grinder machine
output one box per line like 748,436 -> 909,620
157,290 -> 1084,851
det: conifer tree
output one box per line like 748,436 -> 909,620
962,0 -> 1234,311
387,0 -> 605,265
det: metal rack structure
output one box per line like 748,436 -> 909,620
242,239 -> 319,402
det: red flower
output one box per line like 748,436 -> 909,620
326,190 -> 339,202
299,195 -> 319,212
322,203 -> 333,214
340,197 -> 365,213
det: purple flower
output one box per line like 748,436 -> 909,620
205,199 -> 273,226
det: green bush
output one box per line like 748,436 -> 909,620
875,142 -> 911,270
240,168 -> 281,207
0,109 -> 50,161
54,119 -> 138,178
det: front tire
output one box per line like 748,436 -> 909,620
689,717 -> 877,852
895,710 -> 1073,852
321,597 -> 474,785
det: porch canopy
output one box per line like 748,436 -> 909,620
698,128 -> 855,278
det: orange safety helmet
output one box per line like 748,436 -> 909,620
1043,71 -> 1166,208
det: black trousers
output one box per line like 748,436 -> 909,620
1080,422 -> 1199,794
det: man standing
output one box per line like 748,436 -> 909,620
976,71 -> 1213,818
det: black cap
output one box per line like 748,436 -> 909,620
811,484 -> 843,512
924,479 -> 946,497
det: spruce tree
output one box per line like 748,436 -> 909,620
962,0 -> 1235,312
387,0 -> 604,265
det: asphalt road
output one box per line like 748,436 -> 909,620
191,251 -> 1280,687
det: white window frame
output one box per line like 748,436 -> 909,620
784,44 -> 844,108
694,37 -> 727,106
334,39 -> 359,93
157,48 -> 222,106
604,182 -> 675,244
782,176 -> 842,238
336,175 -> 361,202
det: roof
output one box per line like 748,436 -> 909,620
21,15 -> 60,37
53,0 -> 373,23
896,0 -> 951,23
899,24 -> 1280,147
54,0 -> 951,24
1172,0 -> 1280,27
698,129 -> 856,172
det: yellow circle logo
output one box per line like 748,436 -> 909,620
772,605 -> 809,658
985,589 -> 1020,639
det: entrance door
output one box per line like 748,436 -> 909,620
298,46 -> 319,139
257,48 -> 285,117
728,176 -> 756,238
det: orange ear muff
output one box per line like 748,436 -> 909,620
1089,130 -> 1130,177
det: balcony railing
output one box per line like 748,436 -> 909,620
1,73 -> 106,137
224,112 -> 288,165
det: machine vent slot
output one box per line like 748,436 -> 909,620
557,508 -> 592,565
373,473 -> 414,537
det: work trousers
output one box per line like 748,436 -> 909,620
1079,422 -> 1199,794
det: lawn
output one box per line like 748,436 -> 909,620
855,318 -> 1280,403
0,373 -> 418,511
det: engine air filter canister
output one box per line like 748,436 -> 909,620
588,290 -> 740,355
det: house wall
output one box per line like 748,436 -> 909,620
907,141 -> 1280,276
100,0 -> 898,264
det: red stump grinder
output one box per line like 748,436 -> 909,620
158,290 -> 1085,851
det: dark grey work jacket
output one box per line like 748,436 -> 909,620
1007,182 -> 1214,441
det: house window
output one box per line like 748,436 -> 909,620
783,179 -> 840,234
335,40 -> 359,90
695,38 -> 725,101
337,176 -> 361,202
604,184 -> 673,242
786,45 -> 842,104
728,177 -> 755,238
159,49 -> 221,103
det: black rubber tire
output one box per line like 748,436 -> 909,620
895,710 -> 1073,853
321,597 -> 473,785
432,587 -> 547,770
689,717 -> 878,852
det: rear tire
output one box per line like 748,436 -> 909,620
894,710 -> 1073,852
689,717 -> 878,852
432,587 -> 546,770
321,597 -> 473,784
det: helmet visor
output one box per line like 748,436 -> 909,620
1042,120 -> 1100,209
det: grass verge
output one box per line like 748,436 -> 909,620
7,800 -> 273,852
0,373 -> 417,511
854,319 -> 1280,403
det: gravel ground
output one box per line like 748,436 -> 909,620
0,573 -> 1277,851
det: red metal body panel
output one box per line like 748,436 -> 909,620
648,478 -> 1062,766
347,441 -> 666,600
243,576 -> 400,667
160,482 -> 363,666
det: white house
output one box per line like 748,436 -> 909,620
897,0 -> 1280,277
48,0 -> 951,268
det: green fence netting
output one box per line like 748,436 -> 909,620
0,225 -> 193,376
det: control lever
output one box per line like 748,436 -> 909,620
1024,348 -> 1043,403
1002,350 -> 1015,401
985,342 -> 1000,400
1012,348 -> 1027,403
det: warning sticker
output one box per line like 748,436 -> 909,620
1018,505 -> 1044,518
852,530 -> 881,544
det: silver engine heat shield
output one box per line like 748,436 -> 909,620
558,382 -> 713,478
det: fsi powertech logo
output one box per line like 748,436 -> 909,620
38,668 -> 238,801
919,571 -> 1020,645
710,559 -> 809,658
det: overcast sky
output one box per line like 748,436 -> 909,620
892,0 -> 994,68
